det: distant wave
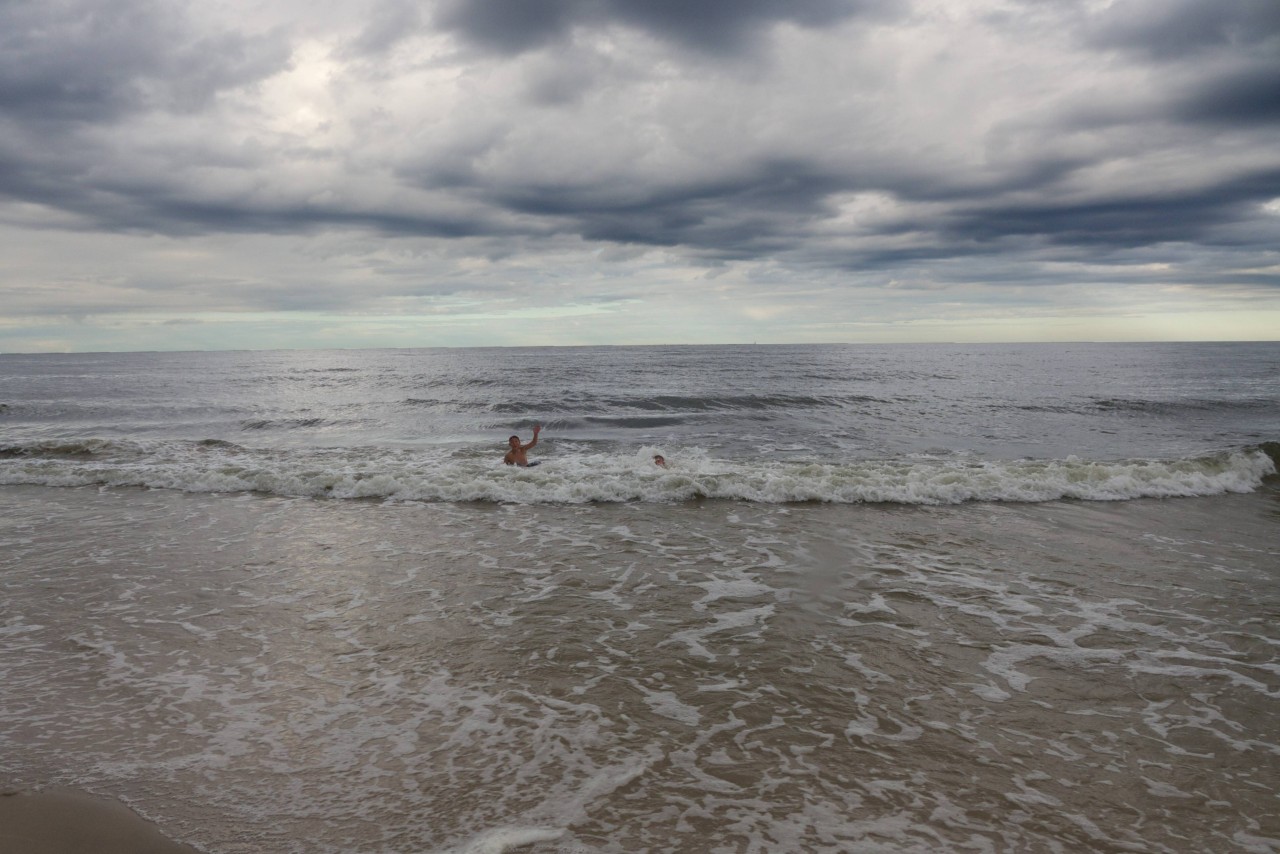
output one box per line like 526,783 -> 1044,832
485,394 -> 883,415
241,417 -> 328,430
0,440 -> 117,461
582,415 -> 689,429
1,438 -> 1274,505
1091,397 -> 1277,415
239,417 -> 372,431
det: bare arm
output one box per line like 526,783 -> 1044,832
521,425 -> 541,451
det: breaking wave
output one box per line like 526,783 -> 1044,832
1,438 -> 1274,505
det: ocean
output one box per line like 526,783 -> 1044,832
1,342 -> 1277,853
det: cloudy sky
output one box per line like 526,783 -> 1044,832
2,0 -> 1278,352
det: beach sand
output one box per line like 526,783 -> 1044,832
0,789 -> 198,854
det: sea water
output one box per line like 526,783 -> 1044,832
1,343 -> 1276,502
1,343 -> 1277,852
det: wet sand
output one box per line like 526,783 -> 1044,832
0,789 -> 198,854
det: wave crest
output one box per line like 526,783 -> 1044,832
1,439 -> 1274,505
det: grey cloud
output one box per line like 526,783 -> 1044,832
539,148 -> 1280,275
2,0 -> 1277,317
939,179 -> 1276,250
600,0 -> 889,55
1082,0 -> 1280,61
1173,65 -> 1280,126
433,0 -> 895,57
1,0 -> 167,124
842,160 -> 1280,267
465,144 -> 1201,265
119,195 -> 510,242
522,57 -> 604,106
434,0 -> 576,55
343,0 -> 427,57
1077,0 -> 1280,136
0,0 -> 289,126
472,158 -> 843,257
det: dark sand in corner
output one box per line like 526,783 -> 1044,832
0,789 -> 198,854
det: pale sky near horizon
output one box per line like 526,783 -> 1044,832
2,0 -> 1278,352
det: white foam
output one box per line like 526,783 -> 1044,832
981,643 -> 1124,693
639,688 -> 701,726
662,604 -> 776,661
0,620 -> 43,636
438,826 -> 566,854
4,467 -> 1277,854
2,440 -> 1274,505
692,577 -> 775,609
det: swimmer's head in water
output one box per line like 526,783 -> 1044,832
654,455 -> 666,467
509,435 -> 521,447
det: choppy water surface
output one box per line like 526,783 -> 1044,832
1,343 -> 1277,504
1,343 -> 1278,852
2,485 -> 1277,853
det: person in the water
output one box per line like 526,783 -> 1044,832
653,454 -> 667,468
504,425 -> 541,466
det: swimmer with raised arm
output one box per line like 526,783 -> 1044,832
504,425 -> 541,466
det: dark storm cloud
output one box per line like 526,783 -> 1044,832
1081,0 -> 1280,61
486,158 -> 838,249
433,0 -> 575,55
0,0 -> 289,125
455,136 -> 1262,269
376,0 -> 1278,271
939,167 -> 1280,249
2,0 -> 1277,317
0,0 -> 159,123
148,199 -> 502,241
433,0 -> 893,56
1076,0 -> 1280,128
1173,65 -> 1280,126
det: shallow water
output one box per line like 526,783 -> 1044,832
3,343 -> 1278,851
3,482 -> 1277,853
